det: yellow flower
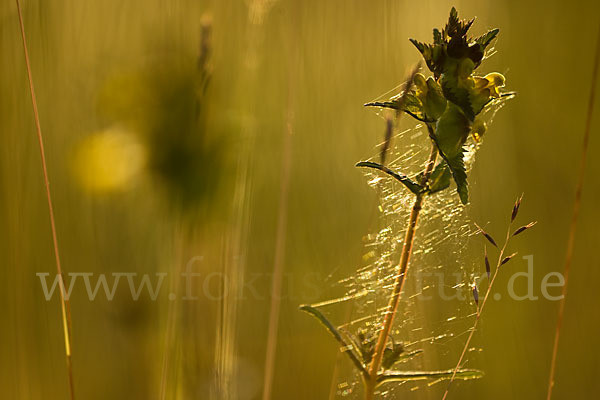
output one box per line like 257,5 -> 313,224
474,72 -> 506,98
73,128 -> 147,193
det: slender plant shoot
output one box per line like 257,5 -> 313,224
15,0 -> 75,398
301,8 -> 517,400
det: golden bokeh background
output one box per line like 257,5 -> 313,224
1,0 -> 599,399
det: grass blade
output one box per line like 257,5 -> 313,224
377,368 -> 483,386
546,20 -> 600,400
15,1 -> 75,398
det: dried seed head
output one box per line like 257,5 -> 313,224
484,246 -> 491,279
513,221 -> 537,237
474,223 -> 498,247
472,284 -> 479,305
500,252 -> 518,266
511,193 -> 524,222
380,117 -> 393,165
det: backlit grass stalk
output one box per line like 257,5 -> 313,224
441,199 -> 533,399
546,20 -> 600,400
15,0 -> 75,398
261,56 -> 295,400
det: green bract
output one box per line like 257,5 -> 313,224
365,7 -> 511,204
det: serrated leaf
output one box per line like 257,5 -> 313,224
432,104 -> 471,203
409,39 -> 443,76
441,58 -> 476,120
474,28 -> 500,49
447,152 -> 469,204
409,38 -> 426,54
427,162 -> 452,194
446,7 -> 459,36
356,161 -> 425,195
433,28 -> 442,44
424,77 -> 447,120
445,7 -> 475,39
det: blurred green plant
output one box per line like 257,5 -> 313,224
301,8 -> 515,399
74,21 -> 225,214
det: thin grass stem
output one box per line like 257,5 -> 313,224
545,20 -> 600,400
261,72 -> 294,400
441,225 -> 513,400
15,1 -> 75,398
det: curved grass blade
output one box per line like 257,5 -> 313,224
356,161 -> 424,195
396,349 -> 423,362
377,368 -> 483,386
299,305 -> 367,376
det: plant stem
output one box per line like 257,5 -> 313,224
262,59 -> 295,400
546,21 -> 600,400
441,225 -> 512,400
365,142 -> 438,400
15,1 -> 75,399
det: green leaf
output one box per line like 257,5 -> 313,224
433,28 -> 442,44
432,104 -> 471,204
435,104 -> 471,159
365,81 -> 445,123
446,150 -> 469,204
423,77 -> 447,120
382,345 -> 404,370
474,28 -> 500,49
356,161 -> 425,195
299,305 -> 367,375
364,100 -> 397,109
427,162 -> 452,194
441,58 -> 476,120
409,38 -> 426,54
444,7 -> 475,39
382,348 -> 423,370
364,94 -> 433,123
376,368 -> 483,387
409,39 -> 442,76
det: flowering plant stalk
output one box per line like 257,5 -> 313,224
302,8 -> 514,399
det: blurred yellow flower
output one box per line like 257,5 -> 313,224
73,128 -> 147,193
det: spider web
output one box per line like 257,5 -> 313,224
312,93 -> 511,398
